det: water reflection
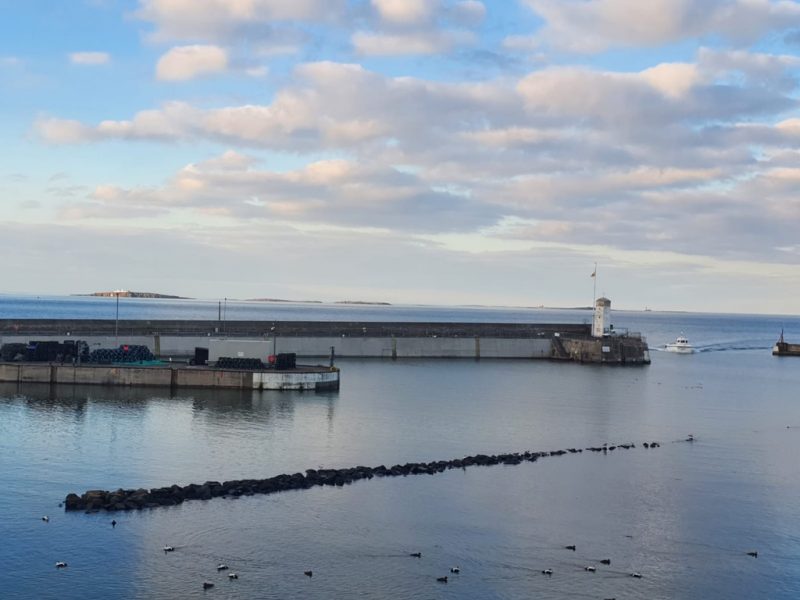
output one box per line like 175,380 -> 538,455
1,382 -> 160,407
183,388 -> 338,437
0,383 -> 338,429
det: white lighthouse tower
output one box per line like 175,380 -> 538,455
592,297 -> 611,337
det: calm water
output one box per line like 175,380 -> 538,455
1,297 -> 799,599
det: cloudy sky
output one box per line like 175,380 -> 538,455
2,0 -> 800,313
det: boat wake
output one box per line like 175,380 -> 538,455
653,341 -> 773,353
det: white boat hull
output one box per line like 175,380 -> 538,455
665,344 -> 694,354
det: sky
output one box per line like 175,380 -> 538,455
1,0 -> 800,314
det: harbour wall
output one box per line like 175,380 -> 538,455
0,334 -> 554,359
0,320 -> 649,363
0,320 -> 585,359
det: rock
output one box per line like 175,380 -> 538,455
64,493 -> 82,511
65,440 -> 654,512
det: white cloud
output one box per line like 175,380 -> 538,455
35,118 -> 95,144
69,51 -> 111,65
354,0 -> 482,56
353,31 -> 472,56
33,52 -> 800,268
640,63 -> 700,98
244,66 -> 269,78
136,0 -> 346,41
36,54 -> 797,162
520,0 -> 800,52
36,61 -> 519,150
156,45 -> 228,81
371,0 -> 438,27
450,1 -> 486,26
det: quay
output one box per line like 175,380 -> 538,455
773,330 -> 800,356
0,362 -> 340,391
0,299 -> 650,365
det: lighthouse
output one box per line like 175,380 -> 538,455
592,297 -> 611,338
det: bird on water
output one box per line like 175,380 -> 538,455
217,564 -> 229,571
747,551 -> 758,558
565,545 -> 576,551
163,546 -> 175,553
409,552 -> 421,558
436,576 -> 448,583
203,582 -> 214,589
450,566 -> 460,574
304,570 -> 313,578
111,520 -> 117,528
55,562 -> 68,569
600,558 -> 611,565
584,566 -> 596,572
42,516 -> 49,523
228,573 -> 239,579
542,569 -> 553,576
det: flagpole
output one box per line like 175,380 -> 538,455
592,262 -> 597,306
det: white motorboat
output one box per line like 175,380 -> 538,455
665,335 -> 694,354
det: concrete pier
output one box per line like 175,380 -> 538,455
0,319 -> 648,363
0,362 -> 340,391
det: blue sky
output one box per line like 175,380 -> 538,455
2,0 -> 800,313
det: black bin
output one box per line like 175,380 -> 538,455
275,353 -> 296,370
193,347 -> 209,366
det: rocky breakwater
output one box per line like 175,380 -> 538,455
64,442 -> 663,512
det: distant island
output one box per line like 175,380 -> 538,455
249,298 -> 391,306
248,298 -> 324,304
78,290 -> 189,299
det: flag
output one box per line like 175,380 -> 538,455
590,268 -> 596,278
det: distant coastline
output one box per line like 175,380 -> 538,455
77,291 -> 189,299
248,298 -> 323,304
249,298 -> 391,306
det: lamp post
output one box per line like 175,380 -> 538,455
115,291 -> 120,342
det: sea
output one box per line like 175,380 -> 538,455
1,295 -> 799,599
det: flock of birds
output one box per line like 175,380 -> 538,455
45,528 -> 759,593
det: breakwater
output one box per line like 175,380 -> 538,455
64,441 -> 661,512
0,319 -> 649,363
0,319 -> 590,337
